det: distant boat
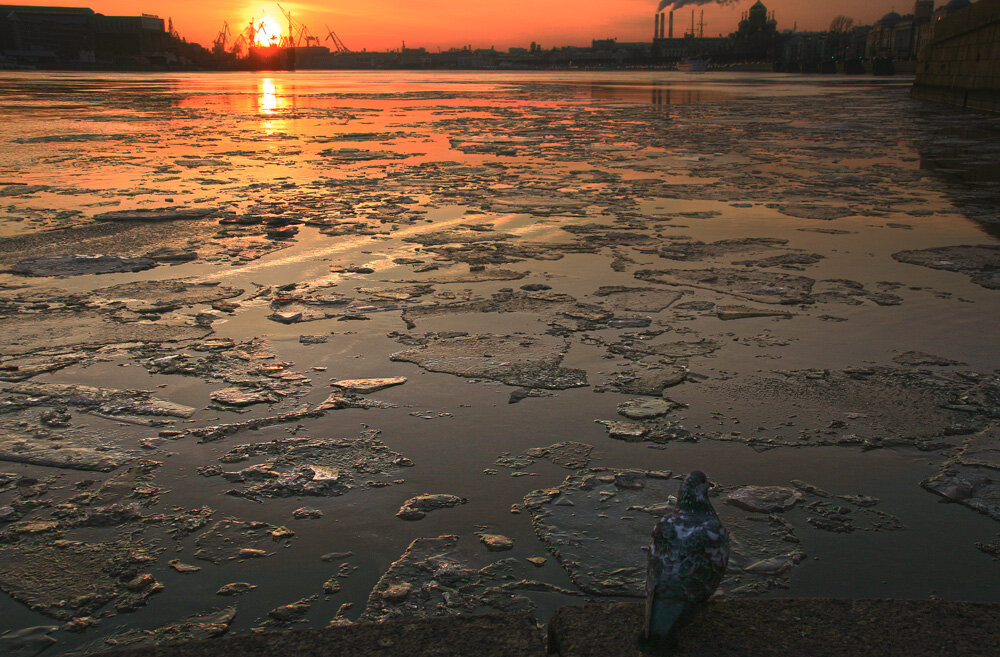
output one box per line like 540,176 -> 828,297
676,58 -> 708,73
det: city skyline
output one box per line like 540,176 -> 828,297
13,0 -> 927,52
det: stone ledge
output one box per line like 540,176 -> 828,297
91,599 -> 1000,657
99,611 -> 546,657
548,599 -> 1000,657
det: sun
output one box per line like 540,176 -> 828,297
253,16 -> 285,46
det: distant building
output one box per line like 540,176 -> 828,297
866,0 -> 938,63
94,14 -> 170,64
649,0 -> 784,65
779,26 -> 870,73
590,38 -> 652,65
1,4 -> 183,66
653,35 -> 729,62
0,5 -> 95,63
730,1 -> 782,61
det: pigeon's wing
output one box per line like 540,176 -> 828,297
648,512 -> 729,603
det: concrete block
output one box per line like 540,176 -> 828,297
98,612 -> 546,657
547,599 -> 1000,657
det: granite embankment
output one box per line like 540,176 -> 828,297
912,0 -> 1000,112
96,599 -> 1000,657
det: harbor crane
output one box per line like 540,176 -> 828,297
242,17 -> 258,46
212,21 -> 231,55
296,25 -> 322,47
242,16 -> 279,47
276,3 -> 295,47
230,34 -> 248,57
275,3 -> 325,47
324,24 -> 350,53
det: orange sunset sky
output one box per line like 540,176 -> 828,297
45,0 -> 916,51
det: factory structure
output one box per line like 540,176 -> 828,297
651,6 -> 731,62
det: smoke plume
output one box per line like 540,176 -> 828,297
656,0 -> 739,13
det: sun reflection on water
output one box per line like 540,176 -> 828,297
259,78 -> 278,114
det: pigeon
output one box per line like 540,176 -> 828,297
643,470 -> 730,648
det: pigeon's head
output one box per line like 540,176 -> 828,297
678,470 -> 713,511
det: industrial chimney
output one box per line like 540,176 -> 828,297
654,13 -> 660,39
669,11 -> 674,38
659,12 -> 666,39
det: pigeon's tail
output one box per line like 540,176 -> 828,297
643,596 -> 691,646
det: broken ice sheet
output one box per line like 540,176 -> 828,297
329,377 -> 407,393
256,595 -> 317,629
635,267 -> 900,307
617,398 -> 683,420
184,407 -> 323,443
318,148 -> 418,162
70,607 -> 235,655
0,625 -> 58,657
700,367 -> 998,449
193,519 -> 294,563
399,288 -> 576,329
715,305 -> 796,320
494,441 -> 594,472
0,311 -> 209,357
359,535 -> 537,623
394,268 -> 526,284
590,286 -> 684,313
88,279 -> 243,308
261,281 -> 425,324
92,207 -> 215,222
734,253 -> 824,270
401,228 -> 516,246
892,245 -> 1000,290
655,237 -> 790,262
141,337 -> 311,401
0,422 -> 134,472
603,367 -> 688,396
0,537 -> 160,620
776,204 -> 856,221
0,352 -> 87,382
9,254 -> 156,277
397,494 -> 467,520
892,351 -> 967,367
390,333 -> 587,389
922,427 -> 1000,521
635,267 -> 815,305
2,382 -> 196,424
209,387 -> 281,407
216,429 -> 414,500
595,332 -> 724,362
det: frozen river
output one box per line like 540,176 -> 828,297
0,70 -> 998,655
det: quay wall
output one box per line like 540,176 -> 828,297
98,599 -> 1000,657
912,0 -> 1000,112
